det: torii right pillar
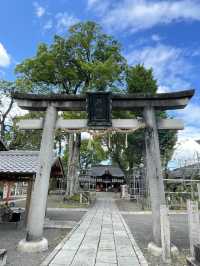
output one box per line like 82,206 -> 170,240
143,105 -> 166,247
142,88 -> 195,250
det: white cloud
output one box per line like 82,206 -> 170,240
157,85 -> 170,93
0,43 -> 10,68
56,12 -> 79,33
0,95 -> 28,128
176,103 -> 200,126
87,0 -> 109,14
169,102 -> 200,165
177,126 -> 200,142
33,2 -> 45,18
100,0 -> 200,33
191,48 -> 200,57
170,138 -> 200,168
151,34 -> 161,42
87,0 -> 100,8
126,44 -> 192,91
43,19 -> 53,31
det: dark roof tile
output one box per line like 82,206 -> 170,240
91,165 -> 124,177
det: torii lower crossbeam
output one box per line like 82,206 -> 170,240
17,118 -> 184,131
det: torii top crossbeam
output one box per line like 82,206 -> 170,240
13,89 -> 194,111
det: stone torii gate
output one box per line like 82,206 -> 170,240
13,90 -> 194,252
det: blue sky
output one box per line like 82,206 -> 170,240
0,0 -> 200,145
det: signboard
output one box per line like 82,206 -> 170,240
87,92 -> 112,127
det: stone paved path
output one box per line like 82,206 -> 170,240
46,194 -> 148,266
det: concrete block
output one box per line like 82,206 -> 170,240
17,238 -> 48,253
148,242 -> 179,258
186,257 -> 200,266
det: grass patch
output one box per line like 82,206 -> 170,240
60,193 -> 89,208
69,194 -> 80,202
57,203 -> 88,208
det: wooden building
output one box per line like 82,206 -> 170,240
79,165 -> 125,192
0,150 -> 65,222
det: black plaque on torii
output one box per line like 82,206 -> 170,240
87,92 -> 112,127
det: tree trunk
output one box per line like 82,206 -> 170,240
0,122 -> 5,141
66,133 -> 81,196
0,97 -> 14,141
66,134 -> 74,196
72,134 -> 81,194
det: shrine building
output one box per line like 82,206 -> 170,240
79,165 -> 125,192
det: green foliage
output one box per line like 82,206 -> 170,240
80,138 -> 107,168
110,64 -> 177,172
1,22 -> 177,174
9,112 -> 44,150
15,21 -> 126,94
127,64 -> 157,94
159,129 -> 177,169
68,193 -> 80,202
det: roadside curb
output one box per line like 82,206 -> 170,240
120,211 -> 187,215
47,207 -> 88,212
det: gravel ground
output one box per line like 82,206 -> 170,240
0,210 -> 85,266
116,198 -> 141,212
2,195 -> 191,265
46,209 -> 86,222
0,226 -> 69,266
116,197 -> 190,266
15,194 -> 90,209
123,214 -> 189,249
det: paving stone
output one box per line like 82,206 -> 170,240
98,240 -> 115,250
50,249 -> 76,265
95,263 -> 117,266
117,256 -> 140,266
47,194 -> 147,266
116,246 -> 136,257
96,250 -> 117,264
101,228 -> 113,234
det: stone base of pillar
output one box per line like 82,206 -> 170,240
187,244 -> 200,266
17,238 -> 48,253
148,242 -> 179,257
186,257 -> 199,266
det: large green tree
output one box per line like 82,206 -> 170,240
1,22 -> 177,197
2,23 -> 177,196
15,21 -> 127,196
15,21 -> 126,93
109,64 -> 177,173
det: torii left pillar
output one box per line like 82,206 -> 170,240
18,105 -> 57,252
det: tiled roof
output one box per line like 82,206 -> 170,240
0,150 -> 40,174
91,165 -> 124,177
